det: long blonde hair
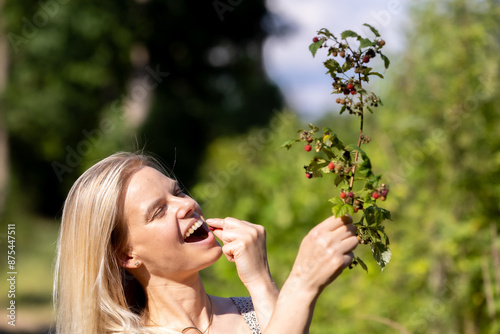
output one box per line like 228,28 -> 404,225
53,152 -> 171,334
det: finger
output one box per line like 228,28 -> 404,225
314,215 -> 353,233
211,228 -> 224,242
343,252 -> 355,267
220,217 -> 251,230
340,235 -> 359,253
222,242 -> 240,262
206,218 -> 224,230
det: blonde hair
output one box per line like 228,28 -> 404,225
53,152 -> 172,334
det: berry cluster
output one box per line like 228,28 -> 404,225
310,27 -> 389,117
283,24 -> 392,271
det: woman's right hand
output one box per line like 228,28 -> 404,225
287,215 -> 359,296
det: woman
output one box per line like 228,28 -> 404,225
53,152 -> 358,333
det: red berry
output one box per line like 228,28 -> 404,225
304,144 -> 312,152
380,189 -> 389,197
347,83 -> 354,90
362,55 -> 370,63
305,173 -> 312,179
343,89 -> 350,95
350,89 -> 357,95
372,191 -> 380,199
354,207 -> 359,213
348,191 -> 354,198
313,37 -> 319,43
328,162 -> 335,170
340,191 -> 347,199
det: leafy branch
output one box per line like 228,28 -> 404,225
282,24 -> 392,271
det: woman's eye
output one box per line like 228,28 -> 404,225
153,206 -> 165,219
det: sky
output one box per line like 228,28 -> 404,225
262,0 -> 412,118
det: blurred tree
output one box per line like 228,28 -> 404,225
1,0 -> 282,216
0,0 -> 8,215
375,0 -> 500,332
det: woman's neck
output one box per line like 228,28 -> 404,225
143,273 -> 212,331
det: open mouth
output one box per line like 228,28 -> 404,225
184,219 -> 210,243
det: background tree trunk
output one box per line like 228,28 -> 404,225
0,0 -> 9,216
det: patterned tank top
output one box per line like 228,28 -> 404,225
230,297 -> 261,334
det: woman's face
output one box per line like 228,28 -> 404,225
122,166 -> 222,280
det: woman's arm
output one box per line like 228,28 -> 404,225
264,215 -> 359,334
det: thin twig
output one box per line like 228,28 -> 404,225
349,72 -> 364,190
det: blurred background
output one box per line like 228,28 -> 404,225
0,0 -> 499,333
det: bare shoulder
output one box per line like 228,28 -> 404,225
210,295 -> 253,334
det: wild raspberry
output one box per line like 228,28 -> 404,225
378,40 -> 386,47
305,172 -> 312,179
354,207 -> 359,213
336,97 -> 341,104
339,51 -> 345,58
380,189 -> 389,197
380,196 -> 386,201
343,89 -> 350,95
340,191 -> 347,199
313,37 -> 319,43
347,83 -> 354,90
350,89 -> 356,95
328,162 -> 335,170
348,191 -> 354,198
362,55 -> 370,63
304,144 -> 312,152
372,191 -> 380,199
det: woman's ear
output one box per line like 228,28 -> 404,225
117,248 -> 141,269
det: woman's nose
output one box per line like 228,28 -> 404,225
172,195 -> 199,219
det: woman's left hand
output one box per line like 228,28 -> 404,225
206,217 -> 272,287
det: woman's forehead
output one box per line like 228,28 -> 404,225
124,167 -> 175,212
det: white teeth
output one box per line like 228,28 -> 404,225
184,219 -> 204,239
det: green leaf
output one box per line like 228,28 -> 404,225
346,145 -> 372,176
332,202 -> 352,218
318,28 -> 333,38
339,105 -> 347,115
329,196 -> 343,206
380,53 -> 390,69
368,72 -> 384,79
280,139 -> 299,150
324,59 -> 341,72
359,38 -> 375,48
355,256 -> 368,272
342,60 -> 351,72
309,40 -> 323,57
371,242 -> 391,270
363,23 -> 380,37
334,175 -> 343,186
341,30 -> 360,39
363,205 -> 391,227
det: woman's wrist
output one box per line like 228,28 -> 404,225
244,278 -> 279,299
